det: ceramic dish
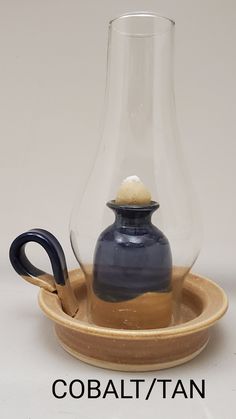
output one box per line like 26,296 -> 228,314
38,269 -> 228,371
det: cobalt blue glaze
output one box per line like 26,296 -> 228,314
93,201 -> 172,302
9,228 -> 69,286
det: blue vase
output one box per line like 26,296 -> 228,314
93,200 -> 172,303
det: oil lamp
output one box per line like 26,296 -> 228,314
9,13 -> 228,371
70,13 -> 202,328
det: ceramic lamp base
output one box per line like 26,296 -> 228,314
38,269 -> 228,372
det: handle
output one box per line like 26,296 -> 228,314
9,228 -> 79,317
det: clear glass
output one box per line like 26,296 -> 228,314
70,13 -> 202,328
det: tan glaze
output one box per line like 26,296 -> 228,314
171,266 -> 191,324
22,273 -> 79,317
85,264 -> 190,328
84,264 -> 173,329
90,289 -> 172,329
22,273 -> 56,293
56,283 -> 79,318
38,269 -> 228,371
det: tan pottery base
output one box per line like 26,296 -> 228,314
38,269 -> 228,371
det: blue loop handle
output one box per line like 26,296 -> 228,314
9,228 -> 68,291
9,228 -> 79,316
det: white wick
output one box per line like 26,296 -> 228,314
115,175 -> 151,205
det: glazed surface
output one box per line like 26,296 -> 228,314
90,288 -> 172,329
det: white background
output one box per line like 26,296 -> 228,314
0,0 -> 235,418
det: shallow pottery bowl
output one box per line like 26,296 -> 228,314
38,269 -> 228,372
